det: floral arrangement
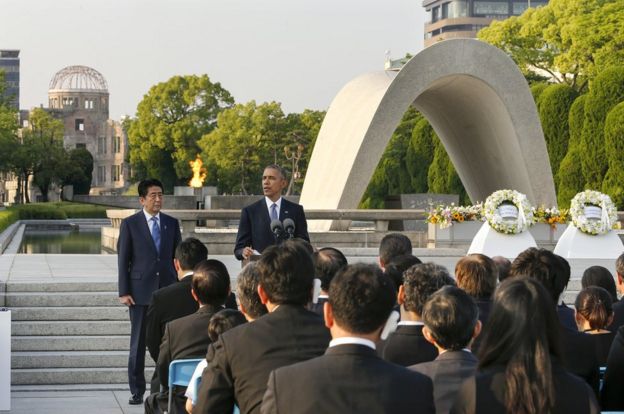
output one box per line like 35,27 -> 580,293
570,190 -> 618,235
483,189 -> 535,234
427,203 -> 483,229
532,206 -> 569,228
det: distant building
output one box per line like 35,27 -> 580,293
423,0 -> 548,47
0,49 -> 20,109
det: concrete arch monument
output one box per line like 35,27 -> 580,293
300,39 -> 556,231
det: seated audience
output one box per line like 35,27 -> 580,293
234,262 -> 268,321
575,286 -> 615,365
194,239 -> 331,414
601,325 -> 624,410
510,248 -> 599,391
310,247 -> 347,316
261,263 -> 435,414
145,259 -> 231,414
379,263 -> 455,366
185,309 -> 247,414
450,277 -> 599,414
583,266 -> 618,302
455,254 -> 497,325
383,253 -> 422,291
378,233 -> 412,271
491,256 -> 511,283
411,286 -> 481,414
610,253 -> 624,330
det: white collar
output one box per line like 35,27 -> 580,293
143,209 -> 161,222
440,348 -> 472,355
182,271 -> 193,278
318,294 -> 329,299
329,337 -> 376,350
398,321 -> 424,326
265,197 -> 282,210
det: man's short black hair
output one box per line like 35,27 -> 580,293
208,309 -> 247,342
192,259 -> 231,306
492,256 -> 512,282
582,266 -> 618,302
314,247 -> 348,291
264,164 -> 288,180
328,263 -> 396,334
175,238 -> 208,271
256,239 -> 314,306
510,248 -> 569,305
383,254 -> 422,290
422,286 -> 479,351
379,233 -> 412,265
236,262 -> 268,319
138,179 -> 164,197
402,263 -> 455,315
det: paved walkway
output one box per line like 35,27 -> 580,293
9,390 -> 144,414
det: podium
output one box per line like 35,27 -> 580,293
0,309 -> 9,412
554,224 -> 624,259
467,222 -> 537,259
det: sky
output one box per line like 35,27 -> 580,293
1,0 -> 426,120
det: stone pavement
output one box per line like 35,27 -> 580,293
10,390 -> 144,414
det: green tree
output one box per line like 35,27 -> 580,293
405,116 -> 434,193
601,102 -> 624,208
580,67 -> 624,189
530,82 -> 550,104
61,147 -> 94,196
557,94 -> 587,207
127,75 -> 234,192
537,84 -> 578,180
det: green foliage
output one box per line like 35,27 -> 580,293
601,102 -> 624,208
0,208 -> 19,233
557,94 -> 587,207
3,202 -> 109,222
62,148 -> 94,195
537,84 -> 578,178
127,74 -> 234,191
580,67 -> 624,189
530,83 -> 550,103
406,117 -> 435,192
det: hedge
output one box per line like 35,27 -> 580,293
602,102 -> 624,208
557,95 -> 588,207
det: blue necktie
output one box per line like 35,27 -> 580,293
151,216 -> 161,252
270,203 -> 278,220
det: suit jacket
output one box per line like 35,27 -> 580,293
450,362 -> 599,414
379,324 -> 438,366
559,324 -> 600,393
608,298 -> 624,331
310,296 -> 328,317
558,303 -> 578,331
411,351 -> 478,414
194,304 -> 331,414
234,198 -> 310,260
601,325 -> 624,410
117,211 -> 181,305
261,343 -> 435,414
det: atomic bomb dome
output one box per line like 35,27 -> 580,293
49,65 -> 108,92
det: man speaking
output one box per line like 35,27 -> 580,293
234,165 -> 310,260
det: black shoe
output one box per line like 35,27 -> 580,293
128,394 -> 143,405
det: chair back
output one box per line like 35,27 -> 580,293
168,358 -> 204,412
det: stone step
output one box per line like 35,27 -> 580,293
12,351 -> 155,369
6,291 -> 120,307
12,335 -> 130,351
12,367 -> 155,385
11,306 -> 128,321
7,281 -> 118,293
12,320 -> 130,336
12,383 -> 129,392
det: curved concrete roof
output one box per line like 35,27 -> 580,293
300,39 -> 556,231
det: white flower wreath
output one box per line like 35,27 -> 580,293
569,190 -> 617,235
483,189 -> 535,234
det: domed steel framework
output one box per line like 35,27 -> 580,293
49,65 -> 108,91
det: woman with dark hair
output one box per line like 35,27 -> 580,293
450,277 -> 599,414
582,266 -> 618,302
575,286 -> 615,365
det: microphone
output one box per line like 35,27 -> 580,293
270,219 -> 284,242
283,218 -> 295,239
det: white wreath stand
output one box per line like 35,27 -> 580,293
468,222 -> 537,258
554,224 -> 624,259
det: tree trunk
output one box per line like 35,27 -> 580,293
24,173 -> 30,203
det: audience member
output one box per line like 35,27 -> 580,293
450,277 -> 599,414
379,263 -> 455,366
145,259 -> 231,414
601,325 -> 624,410
411,286 -> 481,414
261,263 -> 435,414
194,239 -> 331,414
185,309 -> 247,414
235,262 -> 268,321
609,253 -> 624,330
378,233 -> 412,270
383,254 -> 422,291
510,248 -> 599,391
491,256 -> 511,282
310,247 -> 347,315
583,266 -> 618,302
575,286 -> 615,365
455,254 -> 497,325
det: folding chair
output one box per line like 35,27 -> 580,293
188,364 -> 240,414
168,358 -> 204,413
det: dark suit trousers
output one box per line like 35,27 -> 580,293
129,304 -> 148,396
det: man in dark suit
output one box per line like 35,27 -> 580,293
261,263 -> 435,414
602,324 -> 624,410
378,232 -> 413,271
194,239 -> 331,414
411,286 -> 481,414
144,259 -> 231,414
117,178 -> 181,405
234,165 -> 309,260
310,247 -> 347,316
379,263 -> 455,366
145,237 -> 207,392
610,253 -> 624,331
